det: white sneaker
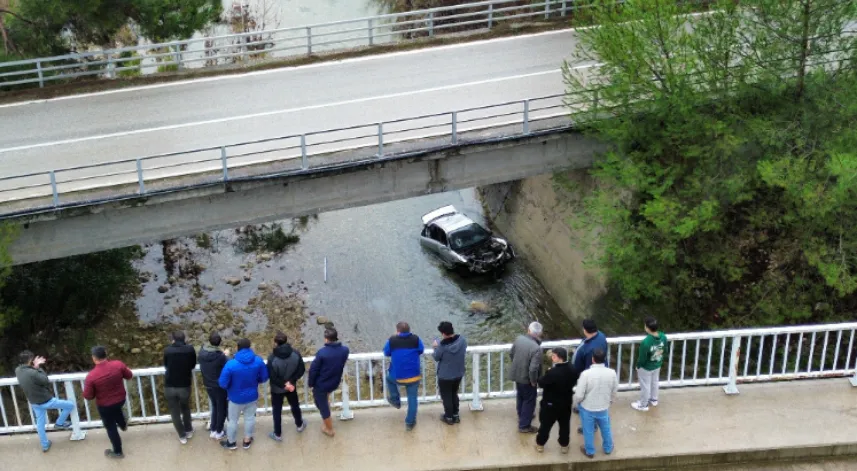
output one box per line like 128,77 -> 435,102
186,430 -> 194,439
296,420 -> 307,433
179,436 -> 188,445
214,431 -> 225,440
209,431 -> 217,439
631,401 -> 649,412
649,399 -> 659,407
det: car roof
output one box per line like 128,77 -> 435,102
434,213 -> 476,233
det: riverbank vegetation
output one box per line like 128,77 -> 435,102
562,0 -> 857,330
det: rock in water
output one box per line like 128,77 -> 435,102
257,282 -> 268,291
225,277 -> 241,286
469,301 -> 489,313
316,315 -> 329,325
157,285 -> 169,293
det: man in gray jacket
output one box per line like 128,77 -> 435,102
509,321 -> 543,433
15,350 -> 76,452
432,321 -> 467,425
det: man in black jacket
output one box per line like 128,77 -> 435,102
199,332 -> 230,440
535,347 -> 579,454
267,331 -> 307,442
164,331 -> 197,444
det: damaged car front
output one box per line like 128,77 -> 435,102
420,205 -> 515,274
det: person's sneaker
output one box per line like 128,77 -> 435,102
214,431 -> 226,440
220,440 -> 237,450
119,423 -> 128,432
54,421 -> 72,430
185,430 -> 194,439
518,426 -> 538,434
42,440 -> 52,453
105,449 -> 124,459
268,432 -> 282,442
580,446 -> 594,458
209,431 -> 217,439
631,401 -> 649,412
296,420 -> 307,433
439,414 -> 455,425
649,399 -> 659,407
405,423 -> 416,431
386,397 -> 401,410
535,444 -> 544,453
453,415 -> 461,424
561,446 -> 569,454
242,438 -> 253,450
179,436 -> 188,445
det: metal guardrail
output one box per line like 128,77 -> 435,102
0,0 -> 586,89
2,321 -> 857,436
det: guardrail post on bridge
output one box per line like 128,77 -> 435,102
340,381 -> 354,420
300,135 -> 308,169
377,123 -> 384,157
368,19 -> 374,46
63,380 -> 86,441
451,111 -> 458,144
49,171 -> 59,207
220,146 -> 229,182
724,336 -> 741,395
36,60 -> 45,88
136,159 -> 146,194
561,0 -> 568,17
470,353 -> 484,411
428,12 -> 435,37
523,100 -> 530,134
105,52 -> 116,79
545,0 -> 551,19
850,370 -> 857,387
487,4 -> 494,29
306,27 -> 313,56
173,45 -> 183,71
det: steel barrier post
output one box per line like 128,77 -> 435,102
724,336 -> 741,395
451,111 -> 458,144
63,380 -> 86,441
340,381 -> 354,420
306,27 -> 313,56
377,123 -> 384,157
562,0 -> 568,17
470,353 -> 484,411
173,45 -> 183,71
488,4 -> 494,29
428,12 -> 435,37
36,60 -> 45,88
545,0 -> 550,19
106,52 -> 115,79
300,135 -> 309,169
849,370 -> 857,387
136,159 -> 146,194
368,19 -> 374,46
523,100 -> 531,134
49,171 -> 59,207
220,146 -> 229,182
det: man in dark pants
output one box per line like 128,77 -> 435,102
308,328 -> 350,437
509,321 -> 543,433
535,347 -> 579,454
431,321 -> 467,425
267,331 -> 307,442
83,346 -> 132,459
199,332 -> 230,440
163,331 -> 197,444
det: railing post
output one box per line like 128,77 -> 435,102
523,99 -> 530,134
173,44 -> 183,71
136,159 -> 146,194
339,382 -> 354,420
220,146 -> 229,182
49,171 -> 59,207
849,370 -> 857,387
300,134 -> 308,169
723,336 -> 741,395
63,380 -> 86,441
306,27 -> 313,56
470,353 -> 484,411
377,123 -> 384,157
368,19 -> 374,46
545,0 -> 551,19
488,4 -> 494,29
562,0 -> 568,17
105,52 -> 115,79
36,60 -> 45,88
451,111 -> 458,144
428,12 -> 435,37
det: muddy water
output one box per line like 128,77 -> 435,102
134,188 -> 577,353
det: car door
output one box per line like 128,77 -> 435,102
421,224 -> 454,265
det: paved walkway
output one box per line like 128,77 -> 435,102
1,379 -> 856,470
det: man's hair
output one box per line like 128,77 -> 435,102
18,350 -> 35,366
582,318 -> 598,334
396,321 -> 411,333
274,331 -> 288,346
91,346 -> 108,360
324,328 -> 338,342
552,347 -> 568,362
592,348 -> 606,364
237,338 -> 251,350
528,321 -> 543,336
209,332 -> 222,347
172,331 -> 186,342
437,321 -> 454,336
644,316 -> 659,332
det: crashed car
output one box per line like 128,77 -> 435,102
419,205 -> 515,274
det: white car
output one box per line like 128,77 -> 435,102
419,205 -> 515,274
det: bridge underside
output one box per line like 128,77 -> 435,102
9,131 -> 603,265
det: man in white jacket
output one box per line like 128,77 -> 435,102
572,348 -> 617,458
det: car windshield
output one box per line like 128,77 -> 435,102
448,223 -> 491,250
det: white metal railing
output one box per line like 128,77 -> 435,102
2,321 -> 857,437
0,0 -> 590,89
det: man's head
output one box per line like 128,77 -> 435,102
91,346 -> 108,364
172,331 -> 186,344
237,338 -> 251,351
592,348 -> 606,365
274,331 -> 288,346
18,350 -> 35,366
324,328 -> 338,343
396,322 -> 411,334
528,321 -> 543,338
209,332 -> 222,347
437,321 -> 454,338
644,316 -> 659,334
582,319 -> 598,338
550,347 -> 568,364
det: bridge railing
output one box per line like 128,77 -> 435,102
2,321 -> 857,437
0,0 -> 592,89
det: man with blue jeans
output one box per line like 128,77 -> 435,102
383,321 -> 424,431
572,348 -> 617,458
15,351 -> 75,452
218,338 -> 269,451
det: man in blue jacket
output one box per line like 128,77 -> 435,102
384,321 -> 425,430
308,328 -> 350,437
573,319 -> 609,373
218,338 -> 268,451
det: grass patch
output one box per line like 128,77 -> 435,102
236,223 -> 300,253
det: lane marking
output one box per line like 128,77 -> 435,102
0,68 -> 573,154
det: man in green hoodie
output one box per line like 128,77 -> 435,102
631,317 -> 668,412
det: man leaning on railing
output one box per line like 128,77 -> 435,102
15,350 -> 75,453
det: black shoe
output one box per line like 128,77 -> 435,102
386,397 -> 401,410
453,415 -> 461,424
242,438 -> 253,450
577,427 -> 583,434
439,414 -> 455,425
580,446 -> 594,459
42,440 -> 52,453
405,422 -> 416,431
119,424 -> 128,432
104,449 -> 124,459
54,421 -> 72,430
220,440 -> 237,450
518,426 -> 538,433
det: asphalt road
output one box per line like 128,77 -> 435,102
0,29 -> 584,183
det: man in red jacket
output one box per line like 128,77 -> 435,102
83,346 -> 133,459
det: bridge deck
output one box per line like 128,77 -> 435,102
1,379 -> 855,471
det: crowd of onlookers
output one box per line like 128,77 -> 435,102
14,316 -> 667,460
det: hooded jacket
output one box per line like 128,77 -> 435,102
308,342 -> 350,393
164,340 -> 197,388
198,344 -> 228,390
432,334 -> 467,380
384,332 -> 425,382
15,365 -> 54,405
267,343 -> 305,394
218,348 -> 269,404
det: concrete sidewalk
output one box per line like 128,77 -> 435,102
1,379 -> 856,471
